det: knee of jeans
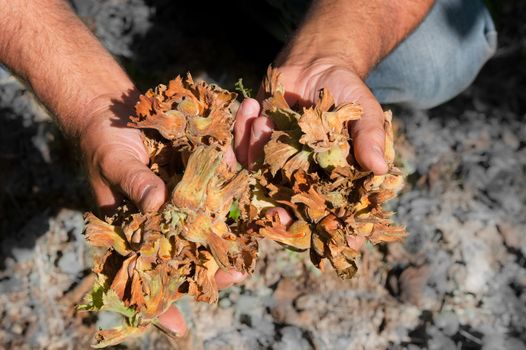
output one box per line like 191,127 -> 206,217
368,3 -> 497,109
409,33 -> 496,109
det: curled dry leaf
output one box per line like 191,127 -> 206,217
80,69 -> 406,347
253,67 -> 406,280
80,74 -> 256,347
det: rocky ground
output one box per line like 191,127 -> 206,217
0,1 -> 525,349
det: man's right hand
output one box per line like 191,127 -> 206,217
80,96 -> 249,336
233,62 -> 389,175
79,97 -> 167,213
0,0 -> 250,338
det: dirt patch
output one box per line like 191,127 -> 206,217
1,1 -> 525,349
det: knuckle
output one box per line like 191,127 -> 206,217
96,147 -> 118,176
121,167 -> 153,201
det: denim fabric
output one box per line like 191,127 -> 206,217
365,0 -> 497,108
265,0 -> 497,109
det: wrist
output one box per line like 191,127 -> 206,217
0,1 -> 140,141
63,86 -> 140,140
276,0 -> 434,80
272,57 -> 363,106
276,31 -> 375,80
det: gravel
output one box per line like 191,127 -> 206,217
1,1 -> 525,349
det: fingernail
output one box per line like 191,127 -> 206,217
139,185 -> 155,212
372,145 -> 385,160
228,270 -> 247,283
372,145 -> 389,174
239,98 -> 258,116
251,126 -> 264,139
155,306 -> 188,338
251,119 -> 273,141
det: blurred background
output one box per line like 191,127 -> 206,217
0,1 -> 525,349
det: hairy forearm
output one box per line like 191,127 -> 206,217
279,0 -> 435,78
0,0 -> 136,137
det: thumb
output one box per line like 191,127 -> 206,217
330,74 -> 388,175
156,305 -> 188,336
349,92 -> 388,175
313,67 -> 388,175
101,153 -> 167,213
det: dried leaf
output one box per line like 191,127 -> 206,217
298,107 -> 330,150
171,146 -> 222,210
101,289 -> 136,318
93,325 -> 148,348
84,213 -> 130,256
110,255 -> 136,300
264,131 -> 302,176
81,68 -> 406,347
258,214 -> 312,250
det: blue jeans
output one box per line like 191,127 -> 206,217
365,0 -> 497,109
266,0 -> 497,109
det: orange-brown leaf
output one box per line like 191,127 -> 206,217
110,255 -> 136,300
84,213 -> 130,256
259,217 -> 312,250
264,131 -> 301,176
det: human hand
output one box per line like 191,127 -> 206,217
234,60 -> 388,175
234,60 -> 390,253
78,95 -> 168,213
79,95 -> 247,335
234,0 -> 434,172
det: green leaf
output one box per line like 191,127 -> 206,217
92,324 -> 148,348
101,289 -> 136,318
234,78 -> 252,99
228,200 -> 241,221
78,283 -> 105,311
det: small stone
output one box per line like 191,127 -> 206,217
235,295 -> 262,319
482,334 -> 526,350
498,222 -> 524,251
502,129 -> 520,150
428,326 -> 456,350
58,250 -> 83,275
96,311 -> 122,330
434,312 -> 459,336
406,344 -> 423,350
11,323 -> 24,335
219,297 -> 232,309
276,326 -> 313,350
12,247 -> 34,264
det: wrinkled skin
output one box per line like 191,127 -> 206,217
80,107 -> 167,214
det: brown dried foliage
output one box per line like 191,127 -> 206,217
254,68 -> 406,279
80,69 -> 405,347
